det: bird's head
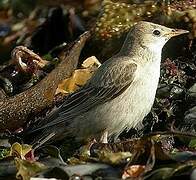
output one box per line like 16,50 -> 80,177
131,21 -> 189,53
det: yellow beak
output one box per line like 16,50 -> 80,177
165,29 -> 189,38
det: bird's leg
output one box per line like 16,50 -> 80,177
100,130 -> 108,143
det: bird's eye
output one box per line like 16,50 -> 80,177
153,30 -> 161,36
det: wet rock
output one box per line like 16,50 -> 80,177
186,83 -> 196,106
36,163 -> 119,179
169,85 -> 184,99
156,84 -> 171,98
29,7 -> 85,55
184,106 -> 196,124
0,23 -> 11,37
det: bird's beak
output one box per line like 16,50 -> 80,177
164,29 -> 189,38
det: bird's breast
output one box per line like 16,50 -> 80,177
103,61 -> 161,136
124,61 -> 160,115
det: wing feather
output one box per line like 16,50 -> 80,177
29,59 -> 138,132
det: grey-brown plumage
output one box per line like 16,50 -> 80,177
26,21 -> 189,145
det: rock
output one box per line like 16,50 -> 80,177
186,83 -> 196,106
184,106 -> 196,123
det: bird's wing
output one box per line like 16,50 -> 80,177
30,59 -> 138,131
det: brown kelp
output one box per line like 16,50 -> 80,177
0,31 -> 90,132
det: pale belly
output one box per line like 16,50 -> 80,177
71,62 -> 160,140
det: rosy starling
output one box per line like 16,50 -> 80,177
27,21 -> 189,144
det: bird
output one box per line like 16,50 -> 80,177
25,21 -> 189,145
